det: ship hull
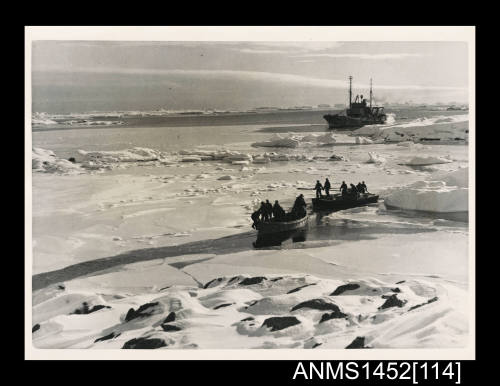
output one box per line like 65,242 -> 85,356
323,114 -> 386,130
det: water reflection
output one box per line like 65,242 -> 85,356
253,228 -> 308,248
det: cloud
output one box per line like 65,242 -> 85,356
235,42 -> 343,54
35,66 -> 466,91
293,53 -> 423,60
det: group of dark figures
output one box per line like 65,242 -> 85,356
314,178 -> 368,199
250,179 -> 370,228
251,195 -> 307,228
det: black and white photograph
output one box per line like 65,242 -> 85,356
26,26 -> 474,359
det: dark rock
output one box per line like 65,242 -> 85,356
163,312 -> 176,323
287,283 -> 316,294
68,157 -> 76,163
291,299 -> 344,313
240,276 -> 267,286
203,277 -> 224,289
408,296 -> 438,311
124,302 -> 161,322
378,294 -> 407,310
262,316 -> 301,332
214,303 -> 233,310
312,342 -> 322,348
270,277 -> 283,282
122,337 -> 167,349
228,276 -> 240,284
240,316 -> 254,322
159,286 -> 170,291
395,280 -> 405,284
32,324 -> 40,333
72,302 -> 111,315
391,287 -> 401,293
161,324 -> 182,332
244,300 -> 259,309
319,310 -> 348,323
345,336 -> 366,349
94,332 -> 121,342
71,303 -> 90,314
89,305 -> 111,313
331,283 -> 360,295
57,284 -> 65,290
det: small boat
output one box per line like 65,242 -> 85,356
312,193 -> 379,211
254,215 -> 309,235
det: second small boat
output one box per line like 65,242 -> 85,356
312,193 -> 379,211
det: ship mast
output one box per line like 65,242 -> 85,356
349,75 -> 353,109
370,78 -> 373,108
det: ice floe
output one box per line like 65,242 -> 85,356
366,152 -> 385,164
399,156 -> 453,166
384,168 -> 468,213
355,136 -> 374,144
352,114 -> 468,143
252,132 -> 339,149
252,133 -> 300,148
32,148 -> 82,174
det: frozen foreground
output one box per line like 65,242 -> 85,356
33,272 -> 466,349
31,114 -> 470,349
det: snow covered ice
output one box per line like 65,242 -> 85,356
384,168 -> 469,213
31,109 -> 471,350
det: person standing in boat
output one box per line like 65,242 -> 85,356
259,201 -> 269,222
251,209 -> 261,229
291,194 -> 307,219
273,200 -> 285,221
265,200 -> 273,220
340,181 -> 348,197
295,194 -> 306,208
293,194 -> 307,219
314,180 -> 323,198
350,183 -> 359,198
324,178 -> 331,197
356,181 -> 364,194
361,181 -> 368,193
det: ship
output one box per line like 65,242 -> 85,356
323,76 -> 387,130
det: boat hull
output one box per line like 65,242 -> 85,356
255,215 -> 309,235
312,194 -> 379,211
323,114 -> 386,130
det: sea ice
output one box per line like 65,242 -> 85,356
384,168 -> 468,213
355,136 -> 374,144
400,156 -> 453,166
252,134 -> 300,148
366,152 -> 385,164
32,148 -> 82,174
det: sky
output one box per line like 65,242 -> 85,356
31,41 -> 469,113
